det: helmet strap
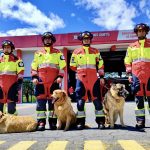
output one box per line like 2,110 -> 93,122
83,43 -> 90,47
138,35 -> 146,40
43,42 -> 53,47
82,39 -> 91,47
4,51 -> 12,55
3,49 -> 13,55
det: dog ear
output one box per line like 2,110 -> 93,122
0,111 -> 4,118
62,90 -> 67,98
0,112 -> 6,123
119,84 -> 125,90
110,83 -> 116,88
0,116 -> 6,123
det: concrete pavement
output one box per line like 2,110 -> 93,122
0,102 -> 149,150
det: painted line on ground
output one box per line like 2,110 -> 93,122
118,140 -> 146,150
7,141 -> 37,150
45,141 -> 68,150
84,140 -> 105,150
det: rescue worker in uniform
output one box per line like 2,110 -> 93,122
31,32 -> 66,131
0,40 -> 24,114
124,23 -> 150,129
70,31 -> 105,130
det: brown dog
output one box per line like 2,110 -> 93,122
51,89 -> 76,131
0,111 -> 37,133
103,83 -> 129,128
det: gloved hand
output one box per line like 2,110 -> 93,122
100,78 -> 105,86
17,83 -> 22,91
17,78 -> 23,91
56,77 -> 63,83
17,78 -> 23,84
68,86 -> 74,95
32,78 -> 39,85
128,76 -> 133,83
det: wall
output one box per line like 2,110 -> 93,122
22,51 -> 35,77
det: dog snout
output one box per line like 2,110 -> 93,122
121,90 -> 129,98
50,95 -> 56,103
50,95 -> 54,99
118,89 -> 129,98
51,97 -> 59,104
124,90 -> 129,97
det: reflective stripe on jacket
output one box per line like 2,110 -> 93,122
31,47 -> 66,78
124,39 -> 150,78
70,46 -> 104,76
0,53 -> 24,79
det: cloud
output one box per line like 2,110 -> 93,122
139,0 -> 150,19
139,0 -> 146,10
74,0 -> 137,30
0,0 -> 65,36
71,13 -> 76,17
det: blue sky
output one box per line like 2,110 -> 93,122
0,0 -> 150,36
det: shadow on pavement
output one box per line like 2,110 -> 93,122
43,124 -> 150,132
106,124 -> 147,132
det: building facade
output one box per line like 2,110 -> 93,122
0,30 -> 150,102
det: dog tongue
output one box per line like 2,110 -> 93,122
52,99 -> 55,104
52,97 -> 59,104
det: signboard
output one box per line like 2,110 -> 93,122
1,30 -> 150,48
117,30 -> 150,41
68,31 -> 118,44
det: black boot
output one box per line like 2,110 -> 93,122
76,118 -> 85,130
135,120 -> 145,129
37,119 -> 46,131
49,118 -> 57,130
96,117 -> 105,129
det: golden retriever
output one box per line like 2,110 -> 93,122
103,83 -> 129,128
51,89 -> 76,131
0,111 -> 37,133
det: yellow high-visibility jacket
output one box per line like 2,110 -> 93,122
0,53 -> 24,80
124,39 -> 150,81
70,46 -> 104,77
31,47 -> 66,80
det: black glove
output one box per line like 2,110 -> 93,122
17,78 -> 23,84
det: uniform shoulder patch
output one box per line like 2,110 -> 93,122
60,55 -> 65,60
18,61 -> 24,67
71,57 -> 75,63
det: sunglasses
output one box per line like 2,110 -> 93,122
2,41 -> 11,45
43,32 -> 52,37
136,24 -> 146,30
81,32 -> 90,37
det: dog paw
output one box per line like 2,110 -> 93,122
64,128 -> 69,131
105,124 -> 110,128
57,126 -> 61,130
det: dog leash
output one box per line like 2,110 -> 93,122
100,83 -> 110,102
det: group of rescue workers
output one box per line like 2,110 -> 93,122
0,23 -> 150,131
